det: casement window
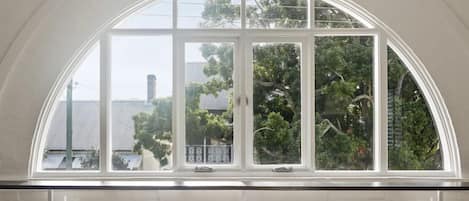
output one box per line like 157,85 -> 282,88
35,0 -> 458,178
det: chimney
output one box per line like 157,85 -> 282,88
147,74 -> 156,103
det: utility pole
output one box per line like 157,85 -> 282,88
66,80 -> 73,170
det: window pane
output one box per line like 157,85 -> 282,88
185,42 -> 234,165
252,42 -> 301,165
246,0 -> 308,29
315,36 -> 374,170
387,46 -> 443,170
114,0 -> 172,29
178,0 -> 241,28
111,36 -> 173,171
42,44 -> 100,170
314,0 -> 366,28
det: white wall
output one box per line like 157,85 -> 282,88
0,0 -> 44,99
0,0 -> 468,180
354,0 -> 469,178
0,190 -> 442,201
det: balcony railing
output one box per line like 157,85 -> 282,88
185,144 -> 232,164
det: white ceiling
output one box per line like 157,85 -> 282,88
444,0 -> 469,30
0,0 -> 43,63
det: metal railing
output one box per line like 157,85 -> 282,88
185,144 -> 232,164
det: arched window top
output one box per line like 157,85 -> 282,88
33,0 -> 460,178
113,0 -> 372,29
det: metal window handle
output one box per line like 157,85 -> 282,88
235,96 -> 249,106
272,167 -> 293,173
194,166 -> 214,173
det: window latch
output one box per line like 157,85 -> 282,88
272,167 -> 293,173
236,97 -> 241,106
194,166 -> 214,173
236,96 -> 249,106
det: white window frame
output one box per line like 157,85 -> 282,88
178,37 -> 242,171
312,33 -> 378,175
30,0 -> 460,179
106,33 -> 176,173
245,0 -> 311,30
245,37 -> 309,171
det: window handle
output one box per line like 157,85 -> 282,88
194,166 -> 214,173
272,167 -> 293,173
236,96 -> 249,106
236,96 -> 241,106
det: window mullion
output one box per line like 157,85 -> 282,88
309,34 -> 316,172
302,37 -> 312,170
174,33 -> 185,171
373,34 -> 381,172
241,0 -> 246,29
377,33 -> 389,174
244,37 -> 255,169
173,0 -> 177,29
239,33 -> 247,170
100,35 -> 112,175
310,0 -> 315,29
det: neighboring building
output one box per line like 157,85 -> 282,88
185,62 -> 231,112
43,62 -> 230,170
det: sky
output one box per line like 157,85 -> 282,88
63,0 -> 309,100
67,0 -> 215,101
67,35 -> 206,101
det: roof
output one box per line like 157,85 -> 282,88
46,62 -> 230,151
46,101 -> 153,150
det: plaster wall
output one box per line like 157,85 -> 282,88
0,0 -> 468,180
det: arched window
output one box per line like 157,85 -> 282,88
34,0 -> 459,177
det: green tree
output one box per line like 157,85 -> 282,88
314,0 -> 365,28
387,47 -> 442,170
112,153 -> 130,170
80,149 -> 99,170
252,43 -> 301,164
132,98 -> 172,167
315,36 -> 374,170
132,0 -> 441,170
184,43 -> 235,147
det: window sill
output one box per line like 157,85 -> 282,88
0,180 -> 468,191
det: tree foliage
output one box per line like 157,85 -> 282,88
132,98 -> 172,167
315,36 -> 374,170
252,43 -> 301,164
131,0 -> 442,170
387,48 -> 442,170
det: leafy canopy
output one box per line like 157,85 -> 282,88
129,0 -> 442,170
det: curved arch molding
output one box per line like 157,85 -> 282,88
0,0 -> 467,179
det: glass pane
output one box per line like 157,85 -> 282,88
111,35 -> 173,171
314,0 -> 366,28
315,36 -> 374,170
114,0 -> 172,29
185,42 -> 234,165
246,0 -> 308,29
42,44 -> 100,170
178,0 -> 241,28
387,46 -> 443,170
252,42 -> 301,165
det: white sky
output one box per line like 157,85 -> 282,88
68,36 -> 206,101
65,0 -> 244,100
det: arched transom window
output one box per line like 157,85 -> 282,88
35,0 -> 458,178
